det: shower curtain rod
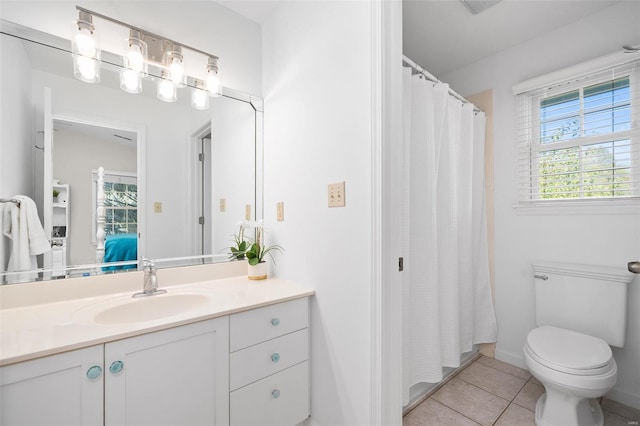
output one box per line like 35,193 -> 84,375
402,55 -> 483,114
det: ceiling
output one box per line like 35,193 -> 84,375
403,0 -> 621,77
218,0 -> 622,79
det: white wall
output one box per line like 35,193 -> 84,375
0,36 -> 33,199
263,2 -> 374,424
0,0 -> 262,95
53,128 -> 136,265
440,2 -> 640,408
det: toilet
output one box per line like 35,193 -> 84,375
523,261 -> 634,426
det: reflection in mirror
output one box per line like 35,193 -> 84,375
0,20 -> 263,285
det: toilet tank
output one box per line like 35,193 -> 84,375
532,261 -> 634,348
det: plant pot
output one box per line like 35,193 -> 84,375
247,261 -> 267,280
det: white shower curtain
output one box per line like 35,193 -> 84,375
402,68 -> 498,406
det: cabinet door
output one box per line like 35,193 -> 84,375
105,317 -> 229,426
0,345 -> 104,426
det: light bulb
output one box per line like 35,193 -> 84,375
127,46 -> 144,72
206,72 -> 220,96
192,88 -> 209,110
75,56 -> 99,82
120,69 -> 142,94
169,58 -> 184,85
75,28 -> 96,57
157,78 -> 177,102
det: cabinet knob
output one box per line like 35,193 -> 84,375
271,353 -> 280,363
86,365 -> 102,380
271,318 -> 280,327
109,360 -> 124,374
271,389 -> 281,399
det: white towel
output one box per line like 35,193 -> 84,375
2,195 -> 50,281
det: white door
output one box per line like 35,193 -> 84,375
104,317 -> 230,426
0,345 -> 104,426
42,87 -> 53,271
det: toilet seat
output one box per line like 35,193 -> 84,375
525,326 -> 614,376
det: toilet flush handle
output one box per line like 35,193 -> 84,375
629,261 -> 640,274
534,274 -> 548,280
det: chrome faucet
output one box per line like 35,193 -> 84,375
133,258 -> 167,298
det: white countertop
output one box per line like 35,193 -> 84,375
0,276 -> 314,366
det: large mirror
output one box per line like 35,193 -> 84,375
0,19 -> 263,284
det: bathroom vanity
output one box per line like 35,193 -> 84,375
0,264 -> 313,426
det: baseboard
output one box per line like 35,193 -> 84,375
494,347 -> 527,369
606,387 -> 640,410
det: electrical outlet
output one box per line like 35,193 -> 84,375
245,204 -> 252,220
328,182 -> 345,207
154,202 -> 162,213
277,202 -> 284,221
219,198 -> 226,212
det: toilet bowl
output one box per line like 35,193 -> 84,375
524,326 -> 617,426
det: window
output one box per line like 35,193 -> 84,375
515,56 -> 639,208
91,170 -> 137,242
103,181 -> 138,235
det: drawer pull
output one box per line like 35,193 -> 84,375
272,389 -> 281,399
271,353 -> 280,363
109,360 -> 124,374
86,365 -> 102,380
271,318 -> 280,327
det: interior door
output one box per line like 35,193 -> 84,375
42,87 -> 53,272
196,131 -> 213,256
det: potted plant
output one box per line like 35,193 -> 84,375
245,222 -> 283,280
228,223 -> 249,261
52,189 -> 60,203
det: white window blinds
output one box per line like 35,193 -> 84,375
514,54 -> 640,205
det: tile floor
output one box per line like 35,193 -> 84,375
403,355 -> 640,426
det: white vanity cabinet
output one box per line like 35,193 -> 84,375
0,345 -> 104,426
105,316 -> 229,426
0,296 -> 311,426
229,297 -> 310,426
0,317 -> 228,426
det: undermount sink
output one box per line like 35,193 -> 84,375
73,292 -> 211,325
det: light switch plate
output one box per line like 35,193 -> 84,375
328,182 -> 345,207
245,204 -> 252,220
277,202 -> 284,221
219,198 -> 226,212
154,202 -> 162,213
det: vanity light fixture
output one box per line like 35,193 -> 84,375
206,56 -> 222,97
165,45 -> 186,87
71,6 -> 224,107
123,30 -> 148,75
191,80 -> 210,110
157,71 -> 177,102
71,10 -> 100,83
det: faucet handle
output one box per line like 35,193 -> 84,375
140,257 -> 155,272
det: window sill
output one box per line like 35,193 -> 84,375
514,198 -> 640,216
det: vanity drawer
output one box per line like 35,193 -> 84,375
230,361 -> 309,426
230,297 -> 308,352
230,328 -> 308,391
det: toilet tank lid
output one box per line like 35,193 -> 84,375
527,326 -> 612,370
532,261 -> 634,283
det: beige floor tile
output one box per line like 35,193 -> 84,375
602,398 -> 640,421
476,356 -> 532,381
403,398 -> 480,426
604,410 -> 639,426
528,376 -> 542,386
457,360 -> 527,400
494,403 -> 536,426
513,381 -> 545,412
431,377 -> 509,426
